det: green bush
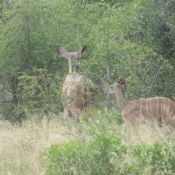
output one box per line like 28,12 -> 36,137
43,111 -> 126,175
121,141 -> 175,175
132,142 -> 175,174
42,110 -> 175,175
43,134 -> 127,175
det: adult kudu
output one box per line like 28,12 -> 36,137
57,45 -> 95,122
109,78 -> 175,130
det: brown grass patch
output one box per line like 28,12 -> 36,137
0,117 -> 73,175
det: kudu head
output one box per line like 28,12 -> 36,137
57,45 -> 87,73
109,78 -> 127,94
109,78 -> 128,110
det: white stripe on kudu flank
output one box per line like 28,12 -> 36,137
109,78 -> 175,131
157,97 -> 158,117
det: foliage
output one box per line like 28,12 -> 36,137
1,1 -> 175,174
43,111 -> 175,175
129,0 -> 175,98
18,67 -> 63,115
43,111 -> 127,175
1,0 -> 175,121
43,137 -> 125,175
129,142 -> 175,174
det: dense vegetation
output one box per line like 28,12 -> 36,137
0,113 -> 174,175
43,113 -> 175,175
1,0 -> 175,174
1,0 -> 175,122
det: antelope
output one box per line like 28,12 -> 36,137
57,45 -> 95,122
109,78 -> 175,130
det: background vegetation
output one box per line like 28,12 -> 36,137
1,0 -> 175,174
1,0 -> 175,122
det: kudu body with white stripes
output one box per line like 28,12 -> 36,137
57,45 -> 95,122
109,78 -> 175,130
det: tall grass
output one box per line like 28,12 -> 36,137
0,110 -> 175,174
0,117 -> 73,175
43,109 -> 175,175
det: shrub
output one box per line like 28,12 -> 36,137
43,116 -> 127,175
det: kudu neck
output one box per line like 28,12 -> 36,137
68,59 -> 80,73
115,84 -> 127,110
68,58 -> 73,73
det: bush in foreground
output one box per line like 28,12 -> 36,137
43,111 -> 175,175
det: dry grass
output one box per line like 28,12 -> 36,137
123,123 -> 175,146
0,117 -> 74,175
0,114 -> 175,175
119,123 -> 175,175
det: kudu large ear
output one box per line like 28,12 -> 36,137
57,46 -> 70,59
79,45 -> 87,54
73,45 -> 87,59
57,45 -> 87,59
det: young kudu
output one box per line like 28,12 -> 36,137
109,78 -> 175,130
57,45 -> 95,122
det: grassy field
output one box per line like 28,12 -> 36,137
0,116 -> 74,175
0,113 -> 175,175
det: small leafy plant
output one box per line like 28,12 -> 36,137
43,111 -> 127,175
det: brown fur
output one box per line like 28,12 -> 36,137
62,74 -> 95,122
122,97 -> 175,129
57,45 -> 95,122
109,78 -> 175,130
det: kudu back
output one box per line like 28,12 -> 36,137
109,78 -> 175,130
57,45 -> 95,122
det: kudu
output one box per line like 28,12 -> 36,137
109,78 -> 175,130
57,45 -> 95,122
